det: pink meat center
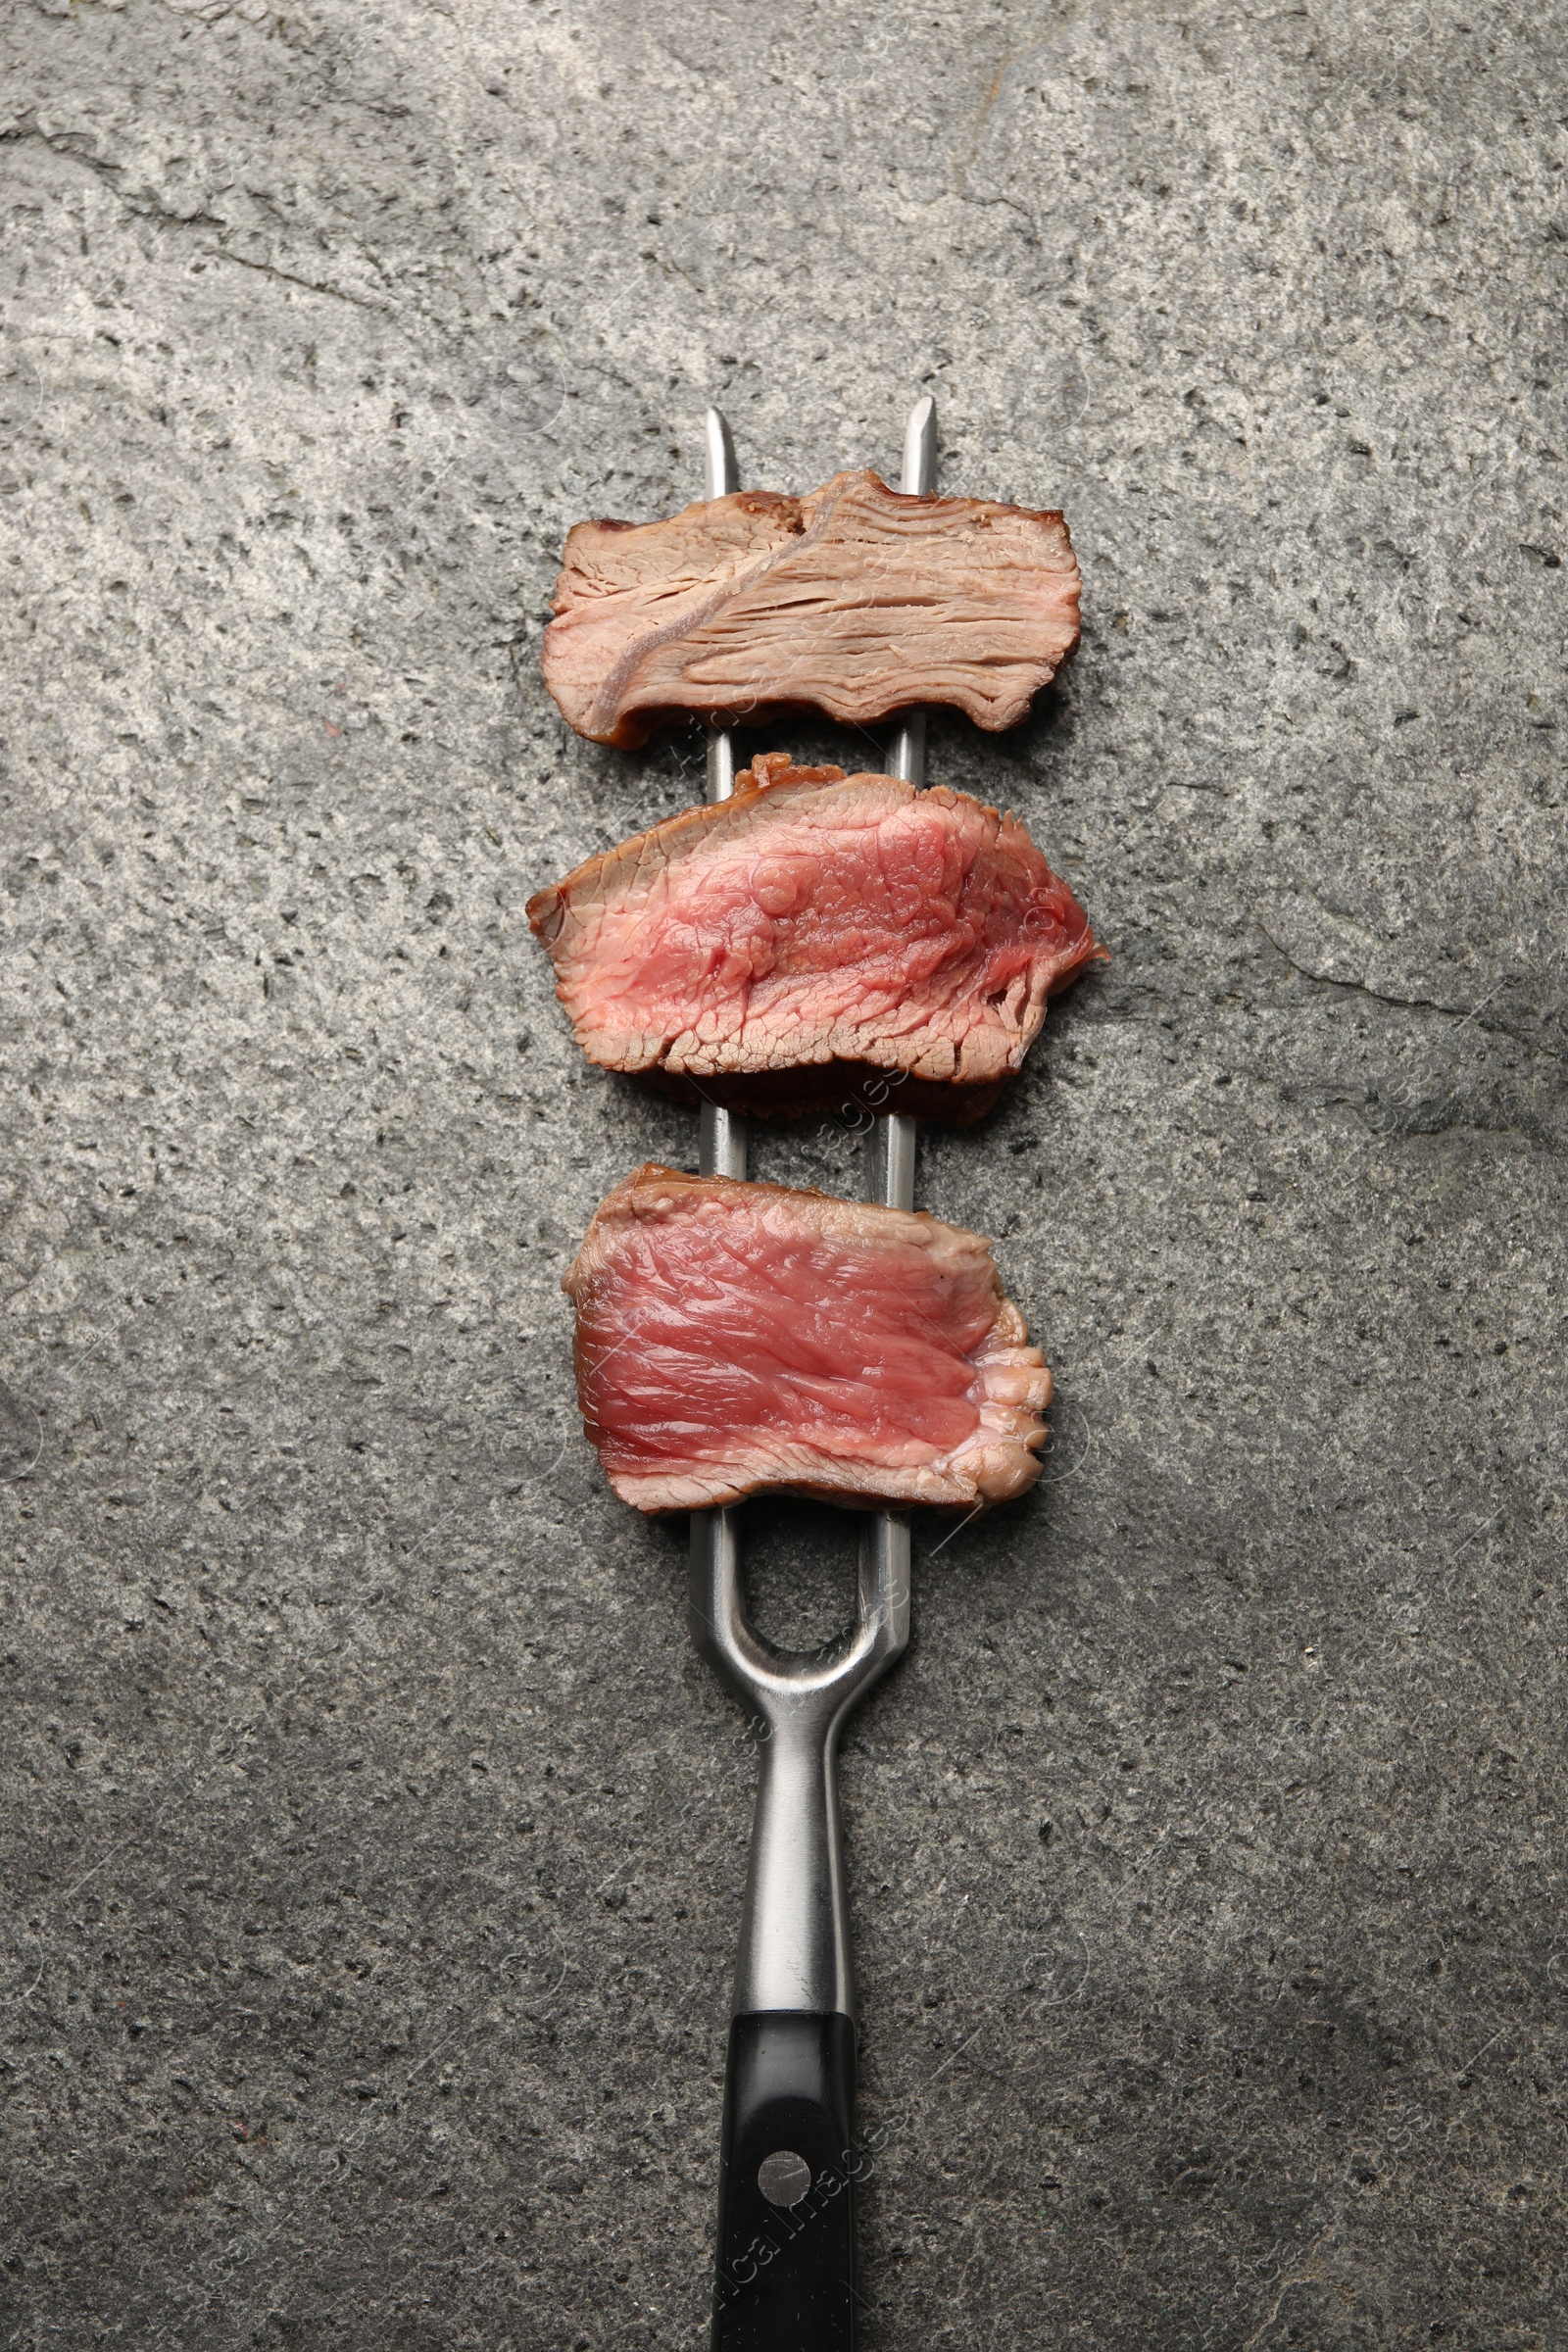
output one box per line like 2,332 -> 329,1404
574,802 -> 1086,1035
577,1213 -> 999,1470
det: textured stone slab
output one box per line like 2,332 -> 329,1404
1,3 -> 1563,2347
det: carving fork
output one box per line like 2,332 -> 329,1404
689,399 -> 935,2348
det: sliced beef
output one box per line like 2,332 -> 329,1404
527,754 -> 1104,1123
562,1164 -> 1052,1513
542,468 -> 1080,749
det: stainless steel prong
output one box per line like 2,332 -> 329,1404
870,396 -> 936,1188
704,406 -> 741,804
887,392 -> 937,790
691,410 -> 749,2001
705,733 -> 737,806
698,1102 -> 747,1181
902,392 -> 937,499
704,416 -> 739,806
887,712 -> 926,788
699,407 -> 745,1171
864,397 -> 934,1620
704,405 -> 739,503
864,1111 -> 916,1212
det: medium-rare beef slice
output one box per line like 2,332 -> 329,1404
541,468 -> 1081,750
562,1164 -> 1051,1513
528,754 -> 1104,1122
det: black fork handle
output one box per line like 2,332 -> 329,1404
710,2011 -> 858,2351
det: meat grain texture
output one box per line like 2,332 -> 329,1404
528,753 -> 1104,1120
541,468 -> 1081,748
563,1164 -> 1051,1512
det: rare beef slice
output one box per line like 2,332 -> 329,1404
527,755 -> 1105,1122
541,469 -> 1081,749
562,1164 -> 1052,1513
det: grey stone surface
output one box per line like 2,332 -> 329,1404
2,0 -> 1564,2343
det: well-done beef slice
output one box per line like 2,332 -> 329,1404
542,469 -> 1080,750
528,754 -> 1104,1121
562,1164 -> 1051,1513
